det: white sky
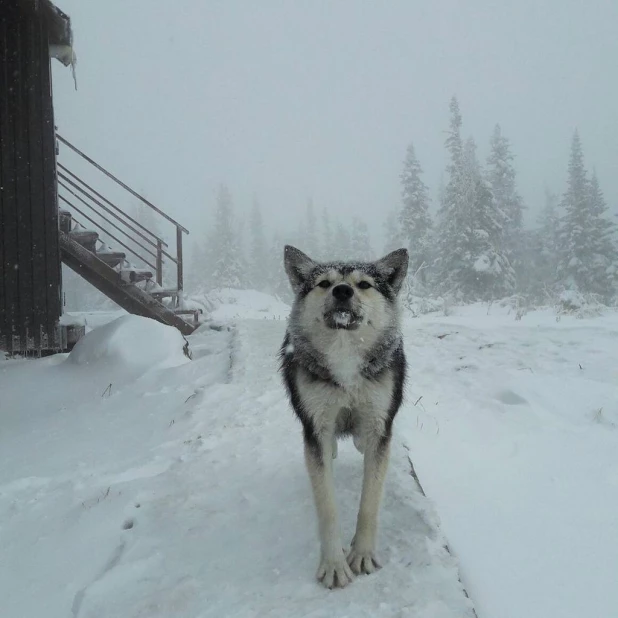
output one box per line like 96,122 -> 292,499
52,0 -> 618,248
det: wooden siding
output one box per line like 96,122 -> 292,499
0,4 -> 62,353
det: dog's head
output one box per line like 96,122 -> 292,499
284,245 -> 408,342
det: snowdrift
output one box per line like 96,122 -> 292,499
67,314 -> 190,376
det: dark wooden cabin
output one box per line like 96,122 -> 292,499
1,2 -> 196,355
0,0 -> 74,354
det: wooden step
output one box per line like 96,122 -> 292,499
174,308 -> 202,324
60,231 -> 197,336
149,288 -> 179,300
119,268 -> 153,284
96,251 -> 126,268
59,210 -> 72,233
69,229 -> 98,252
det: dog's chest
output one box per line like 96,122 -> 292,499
324,334 -> 366,390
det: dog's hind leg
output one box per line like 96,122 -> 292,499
347,435 -> 391,575
304,437 -> 354,589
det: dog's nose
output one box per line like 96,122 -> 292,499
332,284 -> 354,301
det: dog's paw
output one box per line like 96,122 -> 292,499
316,555 -> 355,589
346,545 -> 382,575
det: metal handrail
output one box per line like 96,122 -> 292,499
58,163 -> 168,248
56,133 -> 188,301
57,173 -> 178,264
57,134 -> 189,234
58,178 -> 160,263
59,195 -> 158,271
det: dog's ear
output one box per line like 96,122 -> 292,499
375,248 -> 409,294
284,245 -> 317,293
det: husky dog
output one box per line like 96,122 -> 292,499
279,245 -> 408,589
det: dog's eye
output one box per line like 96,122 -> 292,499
317,280 -> 331,289
358,281 -> 371,290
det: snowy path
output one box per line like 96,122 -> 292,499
0,315 -> 474,618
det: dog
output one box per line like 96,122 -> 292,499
279,245 -> 409,589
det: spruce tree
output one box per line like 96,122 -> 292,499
383,209 -> 401,253
435,98 -> 514,300
303,199 -> 319,257
486,125 -> 525,277
462,138 -> 515,299
334,220 -> 353,261
435,96 -> 466,295
528,188 -> 561,299
249,197 -> 268,288
209,184 -> 244,289
555,131 -> 616,298
557,131 -> 590,291
587,170 -> 617,297
320,208 -> 334,260
266,232 -> 290,300
398,142 -> 432,283
350,217 -> 373,260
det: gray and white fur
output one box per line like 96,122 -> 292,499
279,245 -> 408,589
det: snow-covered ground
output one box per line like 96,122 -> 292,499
1,292 -> 617,617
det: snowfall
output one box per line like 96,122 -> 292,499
1,291 -> 617,618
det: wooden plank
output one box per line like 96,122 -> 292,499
0,14 -> 20,348
39,17 -> 62,343
0,15 -> 6,336
27,14 -> 48,348
14,16 -> 35,349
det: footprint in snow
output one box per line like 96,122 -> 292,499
496,390 -> 528,405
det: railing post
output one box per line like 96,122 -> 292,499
156,239 -> 163,286
176,226 -> 183,308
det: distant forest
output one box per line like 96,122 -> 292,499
66,97 -> 618,312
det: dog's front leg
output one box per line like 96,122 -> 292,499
304,437 -> 354,589
347,435 -> 391,575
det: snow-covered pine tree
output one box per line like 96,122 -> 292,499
435,97 -> 514,300
333,220 -> 353,261
398,142 -> 432,284
555,131 -> 616,298
587,170 -> 617,297
266,232 -> 293,301
556,131 -> 590,292
462,137 -> 515,299
249,196 -> 268,289
486,125 -> 525,279
526,188 -> 561,300
320,208 -> 334,260
350,217 -> 374,260
209,184 -> 245,289
187,237 -> 209,293
383,209 -> 401,254
302,199 -> 319,258
434,96 -> 466,296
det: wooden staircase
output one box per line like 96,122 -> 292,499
56,135 -> 199,337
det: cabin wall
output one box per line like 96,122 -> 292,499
0,3 -> 62,353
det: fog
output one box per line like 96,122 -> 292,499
52,0 -> 618,249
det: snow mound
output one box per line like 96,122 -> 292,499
557,290 -> 605,318
67,315 -> 189,375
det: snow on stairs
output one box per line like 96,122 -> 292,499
59,211 -> 196,336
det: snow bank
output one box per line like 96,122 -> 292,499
401,305 -> 618,618
67,314 -> 190,376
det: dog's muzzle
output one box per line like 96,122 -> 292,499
323,284 -> 362,329
324,307 -> 362,330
